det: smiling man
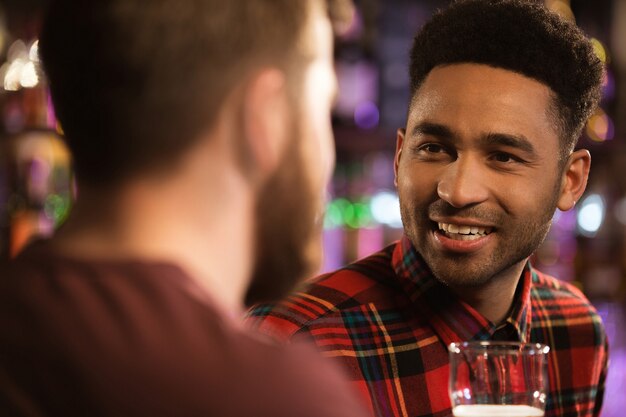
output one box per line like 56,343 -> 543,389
247,1 -> 608,416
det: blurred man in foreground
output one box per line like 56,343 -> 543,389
249,1 -> 608,416
0,0 -> 368,415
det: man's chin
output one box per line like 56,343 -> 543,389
428,263 -> 486,287
434,273 -> 493,289
419,247 -> 494,288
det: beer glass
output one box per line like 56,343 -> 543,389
448,341 -> 550,417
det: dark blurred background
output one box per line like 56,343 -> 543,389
0,0 -> 624,415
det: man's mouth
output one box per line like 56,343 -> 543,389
437,222 -> 493,241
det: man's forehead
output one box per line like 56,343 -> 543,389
409,63 -> 555,110
405,63 -> 561,146
423,62 -> 553,88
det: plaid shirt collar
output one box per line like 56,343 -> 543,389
391,236 -> 533,347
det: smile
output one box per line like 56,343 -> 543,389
437,222 -> 493,241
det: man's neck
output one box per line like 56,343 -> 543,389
52,162 -> 255,315
448,261 -> 527,325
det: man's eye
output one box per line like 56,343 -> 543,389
421,144 -> 446,153
492,152 -> 516,163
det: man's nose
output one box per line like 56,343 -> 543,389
436,156 -> 489,208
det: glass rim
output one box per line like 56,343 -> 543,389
448,341 -> 550,355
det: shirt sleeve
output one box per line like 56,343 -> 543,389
593,336 -> 609,417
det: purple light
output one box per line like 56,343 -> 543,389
46,89 -> 58,129
354,101 -> 379,130
554,208 -> 577,232
606,116 -> 615,141
321,228 -> 345,274
602,70 -> 616,101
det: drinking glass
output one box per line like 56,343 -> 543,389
448,341 -> 550,417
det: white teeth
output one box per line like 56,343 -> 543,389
437,222 -> 492,236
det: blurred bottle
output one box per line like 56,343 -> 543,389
0,21 -> 73,259
1,129 -> 72,259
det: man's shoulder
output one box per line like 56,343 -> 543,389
0,244 -> 196,318
247,243 -> 398,340
0,248 -> 56,309
0,250 -> 369,416
531,268 -> 593,306
530,268 -> 604,331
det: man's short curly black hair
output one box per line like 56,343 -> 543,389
410,0 -> 603,157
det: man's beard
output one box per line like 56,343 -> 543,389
401,186 -> 560,290
244,127 -> 323,307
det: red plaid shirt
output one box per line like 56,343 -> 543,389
247,237 -> 608,417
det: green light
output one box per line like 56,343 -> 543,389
44,194 -> 71,226
343,201 -> 357,229
324,197 -> 376,229
353,202 -> 372,227
324,200 -> 344,229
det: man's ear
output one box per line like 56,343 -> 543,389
242,69 -> 289,182
557,149 -> 591,211
394,128 -> 406,188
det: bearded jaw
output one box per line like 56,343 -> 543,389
399,193 -> 557,289
244,134 -> 324,307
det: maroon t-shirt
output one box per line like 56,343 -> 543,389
0,242 -> 368,416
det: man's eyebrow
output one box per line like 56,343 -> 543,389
410,122 -> 539,157
411,122 -> 455,140
481,133 -> 538,156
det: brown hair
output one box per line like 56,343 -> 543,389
39,0 -> 351,186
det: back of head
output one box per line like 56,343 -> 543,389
39,0 -> 335,187
410,0 -> 603,157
